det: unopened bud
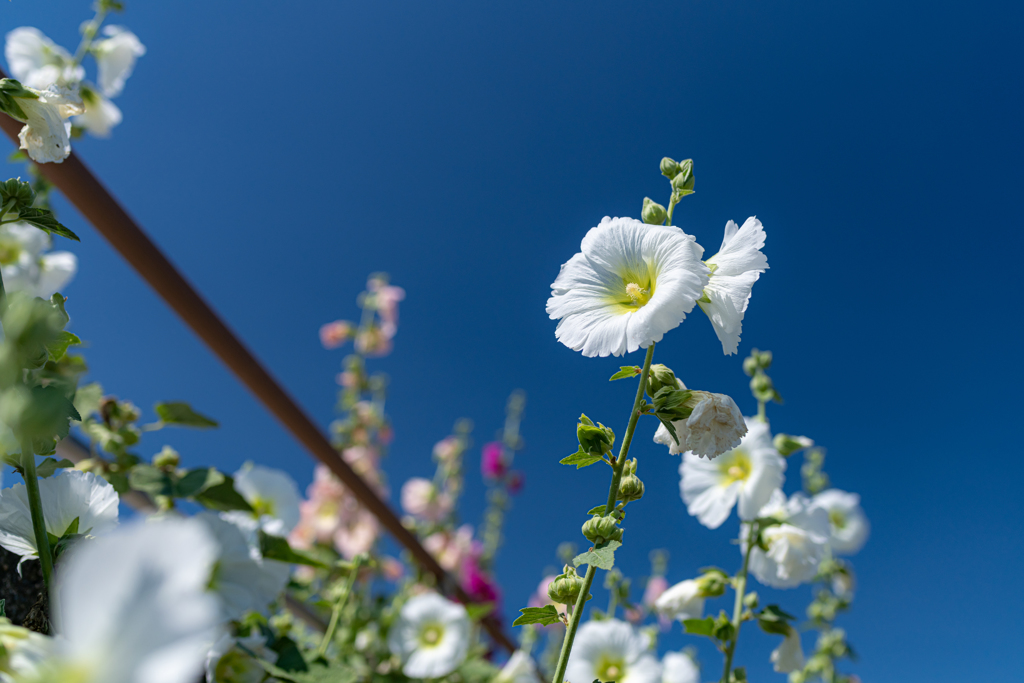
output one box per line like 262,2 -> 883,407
697,568 -> 729,597
153,445 -> 180,469
577,414 -> 614,455
742,591 -> 759,609
582,515 -> 624,546
773,434 -> 814,457
646,364 -> 679,396
618,462 -> 644,503
660,157 -> 681,178
548,565 -> 587,605
641,197 -> 668,225
671,159 -> 695,194
750,373 -> 775,401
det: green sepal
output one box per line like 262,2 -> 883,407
586,505 -> 607,516
559,448 -> 603,469
512,605 -> 560,626
757,604 -> 797,636
655,414 -> 681,445
35,457 -> 74,478
609,366 -> 641,381
572,539 -> 621,571
45,331 -> 81,362
17,207 -> 80,242
153,402 -> 218,428
259,530 -> 329,568
192,474 -> 254,512
174,466 -> 223,499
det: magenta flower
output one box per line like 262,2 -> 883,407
461,553 -> 501,605
480,442 -> 507,480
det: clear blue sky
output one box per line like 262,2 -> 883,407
4,1 -> 1022,680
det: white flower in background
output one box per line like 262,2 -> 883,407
0,222 -> 78,298
565,619 -> 661,683
653,385 -> 746,458
400,477 -> 452,523
678,418 -> 784,529
41,518 -> 222,683
812,489 -> 869,555
197,511 -> 290,620
495,650 -> 539,683
0,469 -> 117,569
747,490 -> 830,589
770,629 -> 805,673
92,26 -> 145,98
698,218 -> 768,355
205,631 -> 276,683
547,216 -> 709,357
653,579 -> 704,622
661,651 -> 699,683
7,83 -> 84,164
233,462 -> 302,534
74,86 -> 122,138
0,617 -> 50,681
4,28 -> 83,90
387,593 -> 470,678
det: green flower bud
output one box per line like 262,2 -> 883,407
618,459 -> 644,503
582,515 -> 623,546
660,157 -> 681,178
152,445 -> 180,469
577,414 -> 614,455
697,568 -> 730,598
671,159 -> 695,194
750,373 -> 775,402
743,591 -> 759,609
0,178 -> 34,214
773,433 -> 814,457
548,565 -> 586,605
646,364 -> 679,396
641,197 -> 668,225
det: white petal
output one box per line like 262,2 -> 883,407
700,270 -> 760,355
94,27 -> 146,98
36,251 -> 77,297
708,217 -> 768,276
737,449 -> 785,520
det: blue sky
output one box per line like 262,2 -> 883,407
4,0 -> 1023,680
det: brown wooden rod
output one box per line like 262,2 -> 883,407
2,72 -> 514,652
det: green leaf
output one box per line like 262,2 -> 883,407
655,414 -> 680,445
259,531 -> 329,568
45,331 -> 80,363
72,382 -> 103,421
512,605 -> 560,626
683,616 -> 715,637
128,464 -> 174,497
268,636 -> 308,673
192,474 -> 254,512
35,457 -> 74,478
17,207 -> 79,242
62,516 -> 79,537
153,402 -> 218,428
572,539 -> 622,571
757,604 -> 797,636
174,467 -> 224,498
465,602 -> 495,620
609,366 -> 641,381
559,449 -> 604,469
586,505 -> 607,516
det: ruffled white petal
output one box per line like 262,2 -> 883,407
811,489 -> 870,555
74,91 -> 122,138
661,652 -> 699,683
94,26 -> 146,98
233,463 -> 302,533
566,620 -> 661,683
771,630 -> 805,673
653,579 -> 704,621
701,218 -> 768,355
15,85 -> 83,164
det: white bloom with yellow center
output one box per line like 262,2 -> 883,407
0,470 -> 118,569
495,651 -> 539,683
661,651 -> 699,683
8,83 -> 84,164
653,383 -> 747,459
678,418 -> 784,529
387,592 -> 470,678
811,489 -> 869,555
92,26 -> 146,98
204,631 -> 276,683
4,28 -> 83,90
770,628 -> 805,673
233,462 -> 301,534
653,579 -> 704,622
0,222 -> 77,299
565,619 -> 661,683
746,490 -> 830,589
698,218 -> 768,355
547,216 -> 709,357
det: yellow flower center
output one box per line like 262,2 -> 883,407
625,282 -> 650,306
419,623 -> 444,647
596,655 -> 625,682
720,450 -> 752,484
250,495 -> 276,518
829,510 -> 846,530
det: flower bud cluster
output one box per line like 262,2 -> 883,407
661,157 -> 695,198
547,564 -> 589,605
577,414 -> 615,456
582,514 -> 623,546
743,348 -> 782,405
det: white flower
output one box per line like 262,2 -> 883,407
400,478 -> 452,523
678,418 -> 784,529
387,593 -> 470,678
547,216 -> 709,357
43,517 -> 222,683
4,28 -> 83,90
747,490 -> 830,589
653,386 -> 746,459
74,86 -> 122,138
0,222 -> 77,298
661,651 -> 699,683
0,469 -> 117,569
197,511 -> 290,620
811,489 -> 869,555
495,651 -> 539,683
698,218 -> 768,355
233,462 -> 302,534
0,617 -> 50,681
770,629 -> 805,673
92,26 -> 145,98
205,631 -> 276,683
653,579 -> 704,622
10,84 -> 84,164
565,620 -> 661,683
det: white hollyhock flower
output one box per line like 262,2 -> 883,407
547,216 -> 709,357
0,469 -> 118,569
37,517 -> 222,683
9,84 -> 84,164
747,490 -> 830,589
653,384 -> 746,458
205,631 -> 276,683
73,86 -> 122,138
495,651 -> 539,683
812,489 -> 869,555
4,28 -> 83,90
770,629 -> 805,673
92,26 -> 146,98
197,512 -> 290,620
678,418 -> 784,529
565,619 -> 661,683
698,218 -> 768,355
0,222 -> 77,298
387,592 -> 470,678
661,651 -> 699,683
233,462 -> 301,534
0,617 -> 50,681
653,579 -> 704,622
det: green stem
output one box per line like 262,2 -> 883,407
721,521 -> 757,683
72,8 -> 109,67
606,586 -> 618,618
316,555 -> 363,658
549,344 -> 656,683
756,400 -> 766,423
20,438 -> 54,589
666,195 -> 679,226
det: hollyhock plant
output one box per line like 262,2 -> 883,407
746,490 -> 831,589
495,651 -> 540,683
565,620 -> 661,683
387,593 -> 470,679
2,81 -> 84,163
319,320 -> 353,349
232,462 -> 302,534
812,488 -> 870,555
653,385 -> 747,459
770,628 -> 805,673
91,26 -> 146,98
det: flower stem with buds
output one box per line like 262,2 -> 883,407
721,521 -> 757,683
20,438 -> 54,589
550,343 -> 656,683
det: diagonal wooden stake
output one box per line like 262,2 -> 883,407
1,71 -> 514,653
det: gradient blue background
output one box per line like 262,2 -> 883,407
4,1 -> 1023,680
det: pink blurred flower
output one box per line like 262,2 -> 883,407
333,506 -> 380,559
423,525 -> 475,572
461,553 -> 501,605
336,371 -> 359,388
320,320 -> 353,349
355,326 -> 393,357
381,556 -> 405,582
433,436 -> 461,464
625,607 -> 644,624
643,575 -> 668,607
343,445 -> 380,477
528,576 -> 558,608
507,470 -> 524,495
400,478 -> 452,523
481,442 -> 507,480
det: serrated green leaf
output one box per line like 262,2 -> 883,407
609,366 -> 641,381
153,402 -> 218,428
512,605 -> 560,626
559,449 -> 604,469
465,602 -> 495,620
683,616 -> 715,637
35,457 -> 74,478
572,540 -> 621,571
586,505 -> 607,516
259,530 -> 329,568
17,207 -> 79,242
